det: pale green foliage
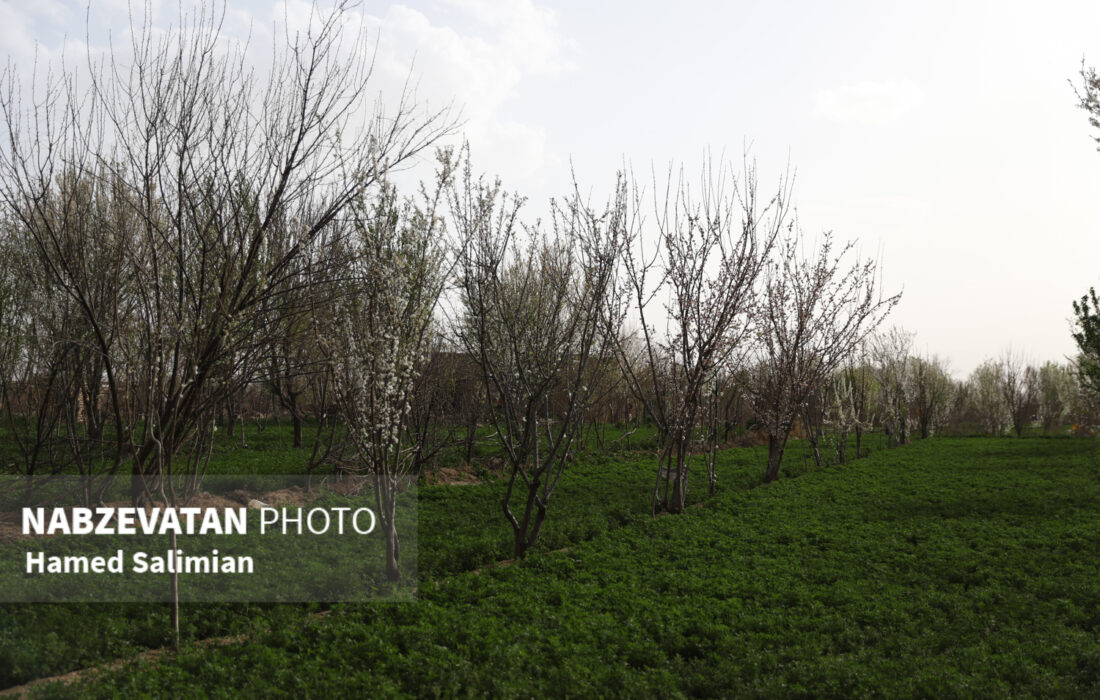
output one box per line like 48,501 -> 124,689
1038,361 -> 1076,433
968,360 -> 1010,436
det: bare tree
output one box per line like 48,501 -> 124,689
746,233 -> 899,484
0,214 -> 87,484
613,157 -> 787,514
823,355 -> 876,465
0,2 -> 454,503
452,153 -> 623,557
263,304 -> 316,449
844,344 -> 878,459
967,359 -> 1009,436
1000,350 -> 1038,437
402,334 -> 469,475
870,327 -> 914,447
909,353 -> 954,439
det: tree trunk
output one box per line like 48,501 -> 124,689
384,517 -> 400,582
764,432 -> 787,483
292,412 -> 303,449
464,415 -> 477,464
376,477 -> 401,582
170,529 -> 180,650
512,480 -> 548,559
670,463 -> 687,513
806,423 -> 823,467
802,404 -> 823,468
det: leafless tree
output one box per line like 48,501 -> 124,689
262,297 -> 317,449
452,153 -> 623,557
967,359 -> 1009,436
909,353 -> 954,439
999,350 -> 1038,437
614,157 -> 788,514
823,354 -> 876,465
0,215 -> 81,483
0,2 -> 454,504
843,344 -> 877,459
870,327 -> 914,447
402,334 -> 468,475
746,232 -> 899,483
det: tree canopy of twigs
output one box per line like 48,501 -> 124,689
451,148 -> 624,558
0,1 -> 455,501
323,155 -> 454,581
747,232 -> 900,484
615,156 -> 788,514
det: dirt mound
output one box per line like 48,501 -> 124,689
215,486 -> 311,508
424,465 -> 482,486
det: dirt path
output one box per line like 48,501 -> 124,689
0,610 -> 336,697
0,633 -> 247,697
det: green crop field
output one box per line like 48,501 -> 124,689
3,434 -> 1100,697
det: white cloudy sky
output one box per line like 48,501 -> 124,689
3,0 -> 1100,377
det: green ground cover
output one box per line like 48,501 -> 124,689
0,423 -> 803,688
7,436 -> 1100,697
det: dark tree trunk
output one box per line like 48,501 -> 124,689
464,415 -> 477,464
804,415 -> 823,467
384,519 -> 400,582
377,476 -> 401,582
512,479 -> 548,559
764,431 -> 787,483
670,464 -> 687,513
292,412 -> 303,449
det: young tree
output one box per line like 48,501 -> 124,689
870,327 -> 914,447
823,353 -> 877,465
1038,361 -> 1077,434
614,157 -> 787,514
967,359 -> 1009,436
746,233 -> 899,483
324,165 -> 452,582
909,354 -> 955,439
842,344 -> 878,459
452,154 -> 623,557
999,350 -> 1038,437
263,306 -> 316,449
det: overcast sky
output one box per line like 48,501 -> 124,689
3,0 -> 1100,377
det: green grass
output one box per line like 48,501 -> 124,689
2,436 -> 1095,697
0,429 -> 799,688
0,420 -> 840,688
